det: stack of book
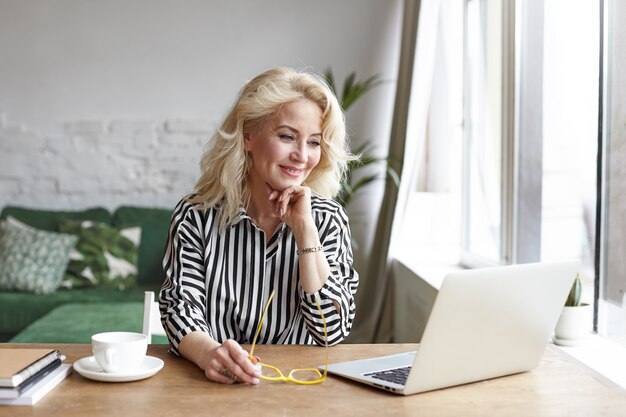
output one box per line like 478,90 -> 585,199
0,348 -> 72,406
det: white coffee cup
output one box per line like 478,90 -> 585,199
91,332 -> 148,373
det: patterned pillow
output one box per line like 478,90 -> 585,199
59,220 -> 141,290
0,216 -> 78,294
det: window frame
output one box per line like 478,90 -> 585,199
461,0 -> 544,268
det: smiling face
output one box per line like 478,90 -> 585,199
244,98 -> 323,194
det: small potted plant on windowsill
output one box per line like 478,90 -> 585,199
554,274 -> 593,346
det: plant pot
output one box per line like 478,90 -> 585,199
553,303 -> 592,346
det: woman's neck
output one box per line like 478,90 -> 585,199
247,184 -> 281,238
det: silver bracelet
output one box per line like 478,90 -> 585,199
296,245 -> 323,255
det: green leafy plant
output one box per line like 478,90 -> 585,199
323,68 -> 400,208
324,70 -> 384,113
565,274 -> 582,307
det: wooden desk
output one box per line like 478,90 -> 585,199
1,343 -> 625,417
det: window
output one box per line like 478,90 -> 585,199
542,1 -> 599,309
599,0 -> 626,347
461,0 -> 626,347
463,0 -> 598,292
399,0 -> 616,342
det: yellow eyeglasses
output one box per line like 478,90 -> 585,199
248,290 -> 328,385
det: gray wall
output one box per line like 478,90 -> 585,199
0,0 -> 403,271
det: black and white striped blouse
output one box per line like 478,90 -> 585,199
159,195 -> 359,355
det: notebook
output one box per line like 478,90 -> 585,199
324,260 -> 580,395
0,364 -> 72,406
0,349 -> 61,387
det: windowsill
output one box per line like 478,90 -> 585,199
552,335 -> 626,391
392,191 -> 463,291
392,244 -> 462,290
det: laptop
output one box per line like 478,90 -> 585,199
324,260 -> 580,395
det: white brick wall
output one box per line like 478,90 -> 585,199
0,114 -> 214,211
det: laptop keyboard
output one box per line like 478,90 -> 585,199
364,366 -> 412,385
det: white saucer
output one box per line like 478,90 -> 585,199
73,355 -> 164,382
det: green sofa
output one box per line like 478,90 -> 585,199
0,205 -> 172,344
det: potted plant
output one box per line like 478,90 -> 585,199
553,274 -> 592,346
323,69 -> 399,207
323,69 -> 400,250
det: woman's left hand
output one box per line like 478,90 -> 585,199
269,185 -> 313,232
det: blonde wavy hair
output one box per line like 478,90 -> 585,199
189,67 -> 355,228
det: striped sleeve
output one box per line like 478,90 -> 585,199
300,200 -> 359,346
159,198 -> 212,356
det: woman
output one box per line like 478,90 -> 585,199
160,67 -> 359,385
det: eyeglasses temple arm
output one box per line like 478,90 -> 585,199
249,290 -> 276,358
314,296 -> 328,378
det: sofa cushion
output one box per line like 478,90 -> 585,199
9,302 -> 167,344
10,302 -> 144,343
0,206 -> 112,231
0,217 -> 78,294
59,220 -> 141,290
113,206 -> 171,287
0,287 -> 154,336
